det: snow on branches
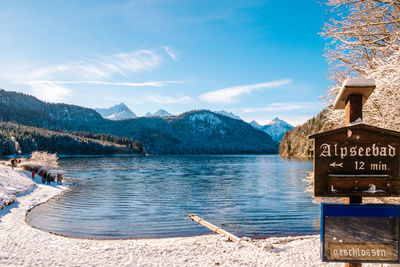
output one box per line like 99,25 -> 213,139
322,0 -> 400,81
19,151 -> 58,171
321,0 -> 400,131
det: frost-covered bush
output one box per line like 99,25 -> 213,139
19,151 -> 58,171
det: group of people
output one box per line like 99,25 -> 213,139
9,158 -> 64,185
10,158 -> 21,169
32,169 -> 63,185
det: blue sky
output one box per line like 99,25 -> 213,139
0,0 -> 330,126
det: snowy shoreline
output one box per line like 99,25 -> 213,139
1,153 -> 145,159
0,165 -> 387,266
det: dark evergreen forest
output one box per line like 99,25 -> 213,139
0,122 -> 145,156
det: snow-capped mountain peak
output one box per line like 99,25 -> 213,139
153,109 -> 172,117
145,109 -> 172,117
261,117 -> 294,142
266,117 -> 292,128
215,110 -> 242,120
249,120 -> 263,130
95,103 -> 137,120
249,117 -> 293,142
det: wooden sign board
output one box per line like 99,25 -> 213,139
309,124 -> 400,197
321,204 -> 400,263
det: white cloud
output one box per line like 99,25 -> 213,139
242,102 -> 324,112
99,50 -> 161,76
26,80 -> 184,88
199,79 -> 292,104
163,46 -> 178,61
3,50 -> 161,83
0,49 -> 177,102
28,81 -> 71,102
104,94 -> 192,105
145,94 -> 192,104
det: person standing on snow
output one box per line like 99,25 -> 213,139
42,172 -> 46,184
46,173 -> 51,185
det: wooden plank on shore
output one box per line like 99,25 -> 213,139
188,214 -> 240,242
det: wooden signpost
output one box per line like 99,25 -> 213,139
310,124 -> 400,197
309,78 -> 400,266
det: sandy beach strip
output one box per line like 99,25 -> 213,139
0,165 -> 389,266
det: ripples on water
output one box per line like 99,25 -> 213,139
27,155 -> 319,239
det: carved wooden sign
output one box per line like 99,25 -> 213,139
309,123 -> 400,197
321,204 -> 400,263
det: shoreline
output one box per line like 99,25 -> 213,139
0,153 -> 146,159
0,165 -> 386,266
27,197 -> 319,241
0,153 -> 283,160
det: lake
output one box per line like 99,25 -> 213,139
27,155 -> 319,239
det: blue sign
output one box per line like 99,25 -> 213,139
321,203 -> 400,263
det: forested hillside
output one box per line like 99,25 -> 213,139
0,122 -> 145,156
0,90 -> 278,155
0,90 -> 105,131
279,108 -> 342,158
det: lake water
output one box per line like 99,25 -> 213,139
27,155 -> 319,239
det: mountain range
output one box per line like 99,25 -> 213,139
214,110 -> 242,120
0,89 -> 278,155
95,103 -> 137,120
95,104 -> 292,142
95,104 -> 172,120
249,118 -> 294,142
145,109 -> 172,117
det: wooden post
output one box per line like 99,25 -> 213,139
345,95 -> 363,207
345,94 -> 363,126
344,94 -> 362,267
334,78 -> 376,267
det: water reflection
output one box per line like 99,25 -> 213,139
27,155 -> 319,239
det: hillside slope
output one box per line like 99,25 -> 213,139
0,122 -> 145,156
0,89 -> 278,155
279,107 -> 341,158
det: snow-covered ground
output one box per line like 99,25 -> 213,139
0,164 -> 36,209
0,164 -> 390,266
